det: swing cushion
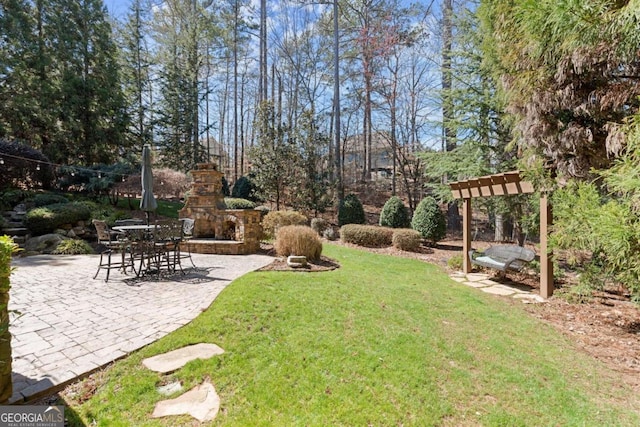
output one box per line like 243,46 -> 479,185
469,245 -> 535,272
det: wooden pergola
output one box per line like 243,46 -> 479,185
449,171 -> 554,298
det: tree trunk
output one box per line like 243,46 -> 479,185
333,0 -> 343,201
233,0 -> 239,182
259,0 -> 267,102
494,213 -> 505,242
447,202 -> 460,232
442,0 -> 455,152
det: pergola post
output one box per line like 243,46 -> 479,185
539,193 -> 554,298
462,198 -> 472,274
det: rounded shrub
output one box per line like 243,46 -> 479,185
231,175 -> 258,201
53,239 -> 94,255
338,194 -> 365,226
32,193 -> 69,207
411,197 -> 446,244
392,228 -> 422,252
224,197 -> 256,209
379,196 -> 410,228
310,218 -> 330,236
262,210 -> 308,240
274,225 -> 322,261
24,202 -> 92,236
339,224 -> 393,247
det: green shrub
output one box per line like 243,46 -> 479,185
224,197 -> 256,209
274,225 -> 322,261
392,228 -> 422,252
379,196 -> 410,228
0,189 -> 31,210
411,197 -> 446,244
32,193 -> 69,207
551,181 -> 640,301
310,218 -> 330,236
232,175 -> 258,201
262,210 -> 308,240
338,194 -> 365,226
340,224 -> 393,247
0,236 -> 19,289
52,239 -> 94,255
24,202 -> 92,236
447,254 -> 463,270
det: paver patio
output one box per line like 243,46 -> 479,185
7,252 -> 273,403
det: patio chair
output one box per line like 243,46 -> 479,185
152,219 -> 184,274
93,219 -> 134,281
178,218 -> 196,268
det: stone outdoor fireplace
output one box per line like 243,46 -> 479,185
179,163 -> 262,255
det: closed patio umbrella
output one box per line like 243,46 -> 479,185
140,144 -> 157,225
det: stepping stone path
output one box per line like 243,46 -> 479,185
142,343 -> 225,422
143,343 -> 224,373
152,381 -> 220,422
450,272 -> 546,303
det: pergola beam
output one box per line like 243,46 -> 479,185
449,171 -> 553,298
450,171 -> 535,200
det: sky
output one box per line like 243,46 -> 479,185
103,0 -> 264,19
104,0 -> 131,18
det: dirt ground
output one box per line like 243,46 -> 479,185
293,237 -> 640,392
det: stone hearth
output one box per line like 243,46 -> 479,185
179,163 -> 262,255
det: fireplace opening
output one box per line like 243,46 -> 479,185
221,220 -> 236,240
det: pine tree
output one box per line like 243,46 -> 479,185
119,0 -> 154,153
45,0 -> 128,164
250,102 -> 297,210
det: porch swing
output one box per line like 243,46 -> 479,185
449,171 -> 554,298
467,210 -> 536,273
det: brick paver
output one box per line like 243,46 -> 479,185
8,252 -> 273,403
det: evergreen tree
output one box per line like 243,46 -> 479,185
119,0 -> 154,153
47,0 -> 128,164
0,0 -> 127,165
250,102 -> 297,210
0,0 -> 52,148
290,110 -> 333,215
479,0 -> 640,179
151,0 -> 218,172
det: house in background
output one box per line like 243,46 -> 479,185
343,131 -> 394,183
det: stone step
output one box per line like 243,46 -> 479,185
2,227 -> 29,236
4,221 -> 24,228
3,212 -> 26,222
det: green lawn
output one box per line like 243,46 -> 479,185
112,197 -> 183,218
64,244 -> 639,426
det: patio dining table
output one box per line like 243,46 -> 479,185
113,224 -> 161,277
114,220 -> 186,277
